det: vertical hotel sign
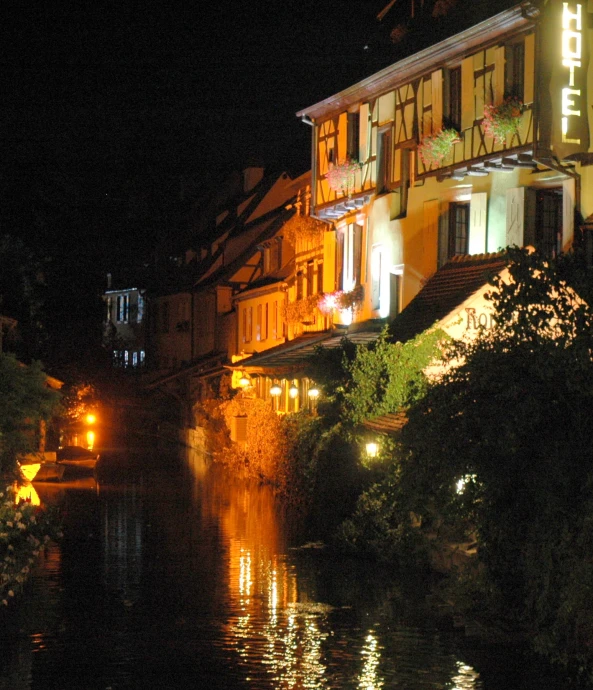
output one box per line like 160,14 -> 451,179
540,0 -> 590,159
561,3 -> 585,146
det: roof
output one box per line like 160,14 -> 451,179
390,253 -> 508,343
231,324 -> 384,376
297,3 -> 532,121
361,411 -> 408,435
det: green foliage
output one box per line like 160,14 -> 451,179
337,463 -> 429,567
0,487 -> 63,605
0,354 -> 61,472
277,411 -> 325,511
399,247 -> 593,675
217,395 -> 284,482
342,327 -> 447,425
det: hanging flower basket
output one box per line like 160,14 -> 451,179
325,159 -> 361,197
418,128 -> 461,169
483,97 -> 524,145
283,295 -> 319,325
318,285 -> 364,314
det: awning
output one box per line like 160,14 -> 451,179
230,326 -> 383,377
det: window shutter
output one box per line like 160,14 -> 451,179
359,103 -> 370,163
506,187 -> 525,247
323,230 -> 336,292
461,57 -> 475,131
523,33 -> 535,105
337,112 -> 348,162
423,199 -> 440,272
493,47 -> 505,105
469,192 -> 488,254
431,70 -> 443,133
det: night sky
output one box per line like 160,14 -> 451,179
3,0 -> 494,371
1,1 -> 393,269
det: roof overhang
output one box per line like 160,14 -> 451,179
297,4 -> 535,122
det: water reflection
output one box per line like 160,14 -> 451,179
0,450 -> 571,690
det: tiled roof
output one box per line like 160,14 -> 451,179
390,253 -> 508,343
362,411 -> 408,435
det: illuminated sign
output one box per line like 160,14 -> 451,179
561,2 -> 583,144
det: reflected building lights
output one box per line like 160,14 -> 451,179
451,660 -> 480,689
358,631 -> 384,689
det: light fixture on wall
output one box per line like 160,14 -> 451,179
270,383 -> 282,397
365,441 -> 379,459
289,383 -> 299,399
307,387 -> 320,399
239,375 -> 250,388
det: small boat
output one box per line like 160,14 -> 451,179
56,446 -> 100,474
33,461 -> 66,482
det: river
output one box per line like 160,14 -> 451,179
0,446 -> 572,689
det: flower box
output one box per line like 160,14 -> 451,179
418,128 -> 461,169
482,97 -> 524,145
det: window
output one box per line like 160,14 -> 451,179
376,127 -> 393,193
371,245 -> 383,311
317,262 -> 324,295
447,67 -> 462,131
132,351 -> 138,367
395,146 -> 412,215
307,262 -> 315,297
347,112 -> 360,160
343,223 -> 363,291
256,304 -> 262,341
449,203 -> 470,257
137,293 -> 144,323
536,189 -> 562,259
245,306 -> 253,343
505,41 -> 525,100
262,303 -> 268,341
296,271 -> 304,301
116,295 -> 129,323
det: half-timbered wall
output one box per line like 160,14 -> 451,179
315,29 -> 536,207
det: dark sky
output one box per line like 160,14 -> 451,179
1,1 -> 393,268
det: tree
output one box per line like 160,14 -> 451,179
0,354 -> 61,472
400,248 -> 593,673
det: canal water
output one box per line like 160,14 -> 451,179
0,447 -> 573,689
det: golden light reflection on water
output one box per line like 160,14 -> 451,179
358,631 -> 384,689
451,660 -> 481,689
207,473 -> 486,689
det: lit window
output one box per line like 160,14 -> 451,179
137,293 -> 144,323
116,295 -> 129,322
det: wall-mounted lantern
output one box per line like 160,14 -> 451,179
270,383 -> 282,397
365,441 -> 379,459
289,383 -> 299,399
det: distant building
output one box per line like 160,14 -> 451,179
103,275 -> 146,369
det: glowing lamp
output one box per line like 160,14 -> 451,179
365,442 -> 379,458
308,387 -> 320,399
289,384 -> 299,399
86,413 -> 96,424
239,375 -> 250,388
270,384 -> 282,397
